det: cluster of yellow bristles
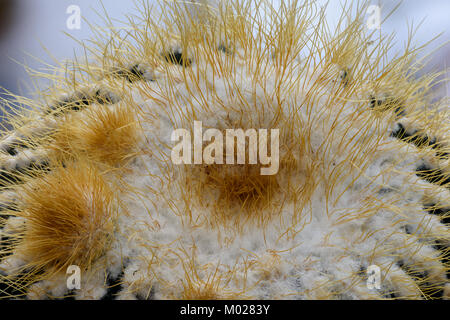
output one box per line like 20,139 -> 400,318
0,0 -> 448,299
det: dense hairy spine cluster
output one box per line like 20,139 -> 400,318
0,161 -> 120,298
51,102 -> 142,167
0,0 -> 448,299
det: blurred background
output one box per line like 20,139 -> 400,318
0,0 -> 449,122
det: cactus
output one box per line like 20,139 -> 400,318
0,0 -> 448,300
